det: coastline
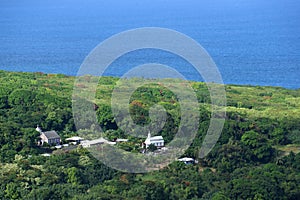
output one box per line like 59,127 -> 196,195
1,69 -> 299,90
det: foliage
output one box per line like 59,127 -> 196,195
0,70 -> 299,199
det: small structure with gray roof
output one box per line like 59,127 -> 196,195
36,125 -> 61,145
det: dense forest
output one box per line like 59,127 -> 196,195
0,70 -> 299,199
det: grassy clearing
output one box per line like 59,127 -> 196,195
275,144 -> 300,157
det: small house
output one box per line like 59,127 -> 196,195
178,157 -> 195,165
80,138 -> 107,148
113,138 -> 129,143
66,136 -> 84,145
36,125 -> 61,146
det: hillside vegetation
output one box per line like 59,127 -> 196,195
0,70 -> 299,199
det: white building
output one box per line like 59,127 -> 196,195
144,132 -> 164,148
80,138 -> 107,148
178,157 -> 195,164
80,138 -> 116,148
66,136 -> 84,145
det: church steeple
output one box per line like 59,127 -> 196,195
36,125 -> 42,133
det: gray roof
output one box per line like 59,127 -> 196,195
42,131 -> 60,139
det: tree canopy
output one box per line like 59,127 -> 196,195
0,70 -> 299,199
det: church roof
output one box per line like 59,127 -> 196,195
149,136 -> 164,141
145,133 -> 164,144
42,131 -> 60,139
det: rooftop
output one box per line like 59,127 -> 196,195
42,131 -> 60,139
81,138 -> 107,147
178,157 -> 195,162
116,138 -> 129,142
149,136 -> 164,141
66,136 -> 84,141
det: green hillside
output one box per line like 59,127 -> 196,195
0,70 -> 299,199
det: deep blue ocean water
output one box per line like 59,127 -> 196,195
0,0 -> 300,88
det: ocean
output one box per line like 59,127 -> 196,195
0,0 -> 299,88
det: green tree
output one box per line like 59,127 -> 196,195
241,130 -> 275,162
5,182 -> 20,199
148,143 -> 158,152
270,128 -> 285,145
67,167 -> 80,185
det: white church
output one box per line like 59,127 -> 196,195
144,131 -> 164,148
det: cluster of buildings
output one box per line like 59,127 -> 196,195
36,125 -> 116,148
36,126 -> 195,164
36,125 -> 166,149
